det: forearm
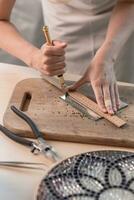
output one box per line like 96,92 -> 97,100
102,0 -> 134,62
0,20 -> 39,66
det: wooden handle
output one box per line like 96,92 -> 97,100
42,26 -> 65,88
43,26 -> 52,45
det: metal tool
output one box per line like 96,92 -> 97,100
42,27 -> 127,125
42,75 -> 128,126
41,27 -> 110,121
60,92 -> 128,120
0,106 -> 60,162
42,26 -> 66,89
42,75 -> 103,120
62,91 -> 127,127
0,161 -> 47,171
60,93 -> 102,120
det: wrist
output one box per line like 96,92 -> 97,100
23,45 -> 40,68
98,40 -> 119,65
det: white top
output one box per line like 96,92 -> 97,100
0,0 -> 133,82
42,0 -> 117,75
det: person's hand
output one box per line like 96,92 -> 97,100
30,40 -> 67,76
68,45 -> 120,115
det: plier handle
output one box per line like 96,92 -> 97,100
0,106 -> 60,162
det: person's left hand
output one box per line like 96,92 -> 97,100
68,44 -> 120,115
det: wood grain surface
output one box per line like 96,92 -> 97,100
3,78 -> 134,148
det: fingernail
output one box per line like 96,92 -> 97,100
62,42 -> 67,46
117,104 -> 120,109
62,88 -> 68,93
102,108 -> 107,113
68,87 -> 75,91
109,109 -> 114,115
113,107 -> 117,112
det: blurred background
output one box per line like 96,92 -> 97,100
0,0 -> 44,66
0,0 -> 133,83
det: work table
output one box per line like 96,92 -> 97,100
0,63 -> 133,200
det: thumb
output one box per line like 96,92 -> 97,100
53,40 -> 67,48
67,75 -> 88,91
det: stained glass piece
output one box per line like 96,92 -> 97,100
129,181 -> 134,191
108,167 -> 123,186
99,188 -> 134,200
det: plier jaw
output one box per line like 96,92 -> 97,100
32,137 -> 60,162
31,143 -> 60,162
31,142 -> 42,155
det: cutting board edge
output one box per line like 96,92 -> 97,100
2,115 -> 134,149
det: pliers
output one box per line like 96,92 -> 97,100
0,106 -> 60,162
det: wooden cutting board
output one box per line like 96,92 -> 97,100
3,78 -> 134,148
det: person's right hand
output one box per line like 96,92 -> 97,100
30,40 -> 67,76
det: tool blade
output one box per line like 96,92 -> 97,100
118,101 -> 128,110
60,94 -> 102,120
60,94 -> 128,121
42,75 -> 128,121
45,149 -> 61,162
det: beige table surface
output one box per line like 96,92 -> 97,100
0,62 -> 134,200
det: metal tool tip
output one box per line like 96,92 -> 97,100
45,151 -> 61,162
